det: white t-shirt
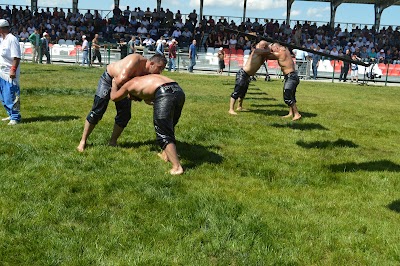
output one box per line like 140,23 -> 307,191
0,33 -> 21,80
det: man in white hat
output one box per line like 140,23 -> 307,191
80,35 -> 89,66
40,32 -> 51,64
0,19 -> 22,125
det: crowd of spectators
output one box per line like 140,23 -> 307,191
2,4 -> 400,64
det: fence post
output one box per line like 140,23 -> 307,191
332,60 -> 336,83
385,63 -> 389,86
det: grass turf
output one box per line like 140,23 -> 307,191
0,63 -> 399,265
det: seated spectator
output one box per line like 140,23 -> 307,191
171,27 -> 182,40
67,26 -> 76,39
181,28 -> 192,42
376,49 -> 385,63
385,49 -> 393,64
204,35 -> 214,51
142,34 -> 155,50
137,23 -> 148,35
235,35 -> 245,50
330,46 -> 339,56
228,34 -> 237,50
19,27 -> 30,42
392,49 -> 400,64
359,46 -> 369,61
174,19 -> 184,29
149,26 -> 158,39
368,47 -> 378,62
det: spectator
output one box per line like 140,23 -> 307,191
168,39 -> 178,72
350,54 -> 360,83
137,24 -> 148,36
188,9 -> 198,25
368,47 -> 378,62
0,19 -> 21,125
28,28 -> 40,63
155,36 -> 166,55
80,35 -> 89,66
127,35 -> 136,54
123,6 -> 131,21
376,49 -> 386,63
217,47 -> 225,74
229,34 -> 237,50
188,39 -> 197,73
18,27 -> 29,42
142,34 -> 155,51
339,49 -> 351,82
40,32 -> 51,64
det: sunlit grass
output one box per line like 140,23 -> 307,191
0,63 -> 399,264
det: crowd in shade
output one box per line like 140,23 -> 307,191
2,4 -> 400,64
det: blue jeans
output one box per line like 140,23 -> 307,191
168,57 -> 176,71
188,57 -> 196,72
0,77 -> 21,121
82,50 -> 89,65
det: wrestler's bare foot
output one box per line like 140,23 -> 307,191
228,110 -> 238,115
170,166 -> 184,175
292,114 -> 302,121
282,114 -> 293,118
77,141 -> 86,152
157,152 -> 169,162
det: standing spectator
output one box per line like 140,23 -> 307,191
40,32 -> 51,64
0,19 -> 21,125
127,35 -> 136,54
339,49 -> 351,82
350,54 -> 360,83
80,35 -> 89,66
91,33 -> 102,67
188,39 -> 197,73
168,39 -> 178,72
28,28 -> 41,63
217,47 -> 225,74
311,46 -> 321,80
188,9 -> 198,25
123,6 -> 131,21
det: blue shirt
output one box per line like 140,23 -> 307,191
189,43 -> 196,59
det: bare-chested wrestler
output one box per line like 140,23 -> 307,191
110,74 -> 185,175
77,54 -> 167,152
229,40 -> 271,115
267,43 -> 301,121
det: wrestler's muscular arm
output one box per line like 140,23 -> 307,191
110,79 -> 135,101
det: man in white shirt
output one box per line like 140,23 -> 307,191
0,19 -> 22,125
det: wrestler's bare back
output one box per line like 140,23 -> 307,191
243,41 -> 270,76
107,54 -> 148,82
121,74 -> 175,101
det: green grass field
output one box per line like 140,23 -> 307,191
0,63 -> 399,265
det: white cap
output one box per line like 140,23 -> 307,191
82,35 -> 86,39
43,32 -> 48,36
219,47 -> 223,50
0,19 -> 9,27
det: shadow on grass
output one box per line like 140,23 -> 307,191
249,109 -> 318,118
328,160 -> 400,172
297,139 -> 359,149
246,91 -> 268,95
245,97 -> 277,101
387,200 -> 400,213
251,103 -> 287,108
120,139 -> 223,169
22,115 -> 80,123
271,122 -> 328,131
